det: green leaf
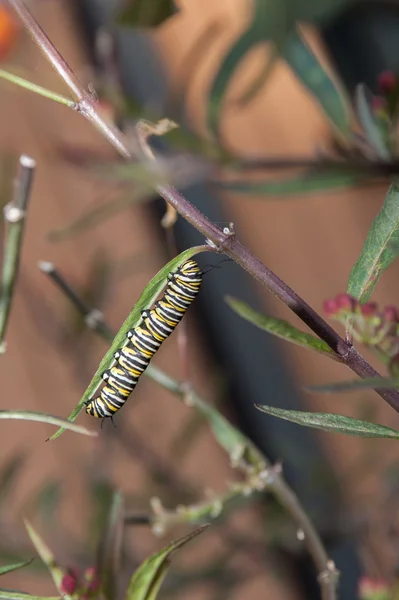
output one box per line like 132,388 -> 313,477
256,404 -> 399,438
0,561 -> 33,576
24,521 -> 68,598
0,454 -> 25,508
0,411 -> 95,437
213,170 -> 367,196
235,48 -> 279,107
117,0 -> 177,28
207,0 -> 283,139
355,84 -> 390,160
49,246 -> 208,440
48,186 -> 154,242
125,526 -> 209,600
0,593 -> 59,600
96,490 -> 124,600
347,183 -> 399,302
283,29 -> 351,138
226,296 -> 338,360
307,377 -> 399,394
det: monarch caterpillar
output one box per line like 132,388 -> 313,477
85,259 -> 202,419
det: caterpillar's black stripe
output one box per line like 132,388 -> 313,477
85,259 -> 202,419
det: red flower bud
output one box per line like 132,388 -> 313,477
323,298 -> 338,316
335,293 -> 356,312
358,575 -> 390,599
360,302 -> 378,317
61,571 -> 78,595
378,70 -> 397,95
383,305 -> 399,323
84,567 -> 101,593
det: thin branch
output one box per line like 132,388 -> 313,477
0,154 -> 35,351
221,156 -> 399,176
38,261 -> 337,600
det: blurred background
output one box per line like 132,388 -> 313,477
1,0 -> 399,598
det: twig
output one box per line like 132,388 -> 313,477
38,261 -> 337,600
7,0 -> 397,417
0,154 -> 35,352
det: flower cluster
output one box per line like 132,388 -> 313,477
323,294 -> 399,365
371,70 -> 399,121
60,566 -> 101,599
358,576 -> 391,600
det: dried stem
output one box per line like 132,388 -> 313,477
0,154 -> 35,351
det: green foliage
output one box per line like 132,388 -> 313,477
256,404 -> 399,439
214,170 -> 367,196
283,29 -> 351,138
0,411 -> 95,437
49,246 -> 209,440
308,377 -> 399,394
117,0 -> 177,28
0,561 -> 33,577
207,0 -> 275,139
96,490 -> 124,600
226,296 -> 339,359
347,183 -> 399,302
355,85 -> 391,160
125,527 -> 208,600
0,593 -> 59,600
24,521 -> 68,598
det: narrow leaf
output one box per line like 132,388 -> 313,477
125,526 -> 209,600
235,47 -> 278,107
226,296 -> 338,360
0,593 -> 59,600
355,84 -> 390,160
0,411 -> 95,436
207,0 -> 278,139
97,490 -> 124,600
256,404 -> 399,438
308,376 -> 399,394
213,170 -> 368,196
347,183 -> 399,302
283,29 -> 351,138
0,454 -> 25,508
117,0 -> 177,28
48,187 -> 154,242
49,246 -> 208,440
24,521 -> 68,598
0,560 -> 33,576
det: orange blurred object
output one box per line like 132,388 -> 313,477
0,6 -> 18,60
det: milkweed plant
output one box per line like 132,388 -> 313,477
1,1 -> 399,600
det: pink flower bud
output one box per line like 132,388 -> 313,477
61,571 -> 78,595
84,567 -> 101,595
360,302 -> 378,317
383,305 -> 399,323
323,298 -> 338,316
358,575 -> 390,599
335,293 -> 356,312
